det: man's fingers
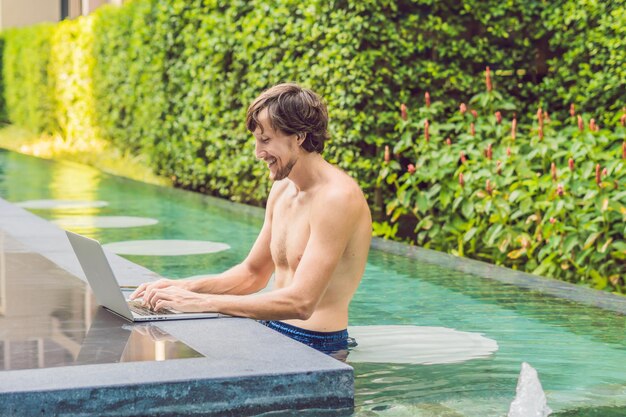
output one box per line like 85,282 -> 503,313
143,286 -> 160,308
129,283 -> 147,300
154,299 -> 171,312
131,279 -> 175,301
145,287 -> 176,309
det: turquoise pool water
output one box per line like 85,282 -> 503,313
1,149 -> 625,417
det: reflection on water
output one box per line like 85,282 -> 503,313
0,235 -> 202,371
50,159 -> 102,203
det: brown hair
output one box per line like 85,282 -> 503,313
246,83 -> 329,153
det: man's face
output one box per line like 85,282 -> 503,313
253,109 -> 300,181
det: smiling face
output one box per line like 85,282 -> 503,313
253,108 -> 301,181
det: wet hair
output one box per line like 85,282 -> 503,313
246,83 -> 329,153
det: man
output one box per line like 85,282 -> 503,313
131,83 -> 372,355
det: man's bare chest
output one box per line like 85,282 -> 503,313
270,198 -> 311,269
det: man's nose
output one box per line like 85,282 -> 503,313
255,142 -> 265,159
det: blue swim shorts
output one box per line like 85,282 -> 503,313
260,320 -> 354,355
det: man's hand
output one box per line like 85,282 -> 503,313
129,278 -> 188,305
130,278 -> 198,312
144,286 -> 212,313
130,279 -> 211,312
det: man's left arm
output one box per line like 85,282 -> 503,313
148,190 -> 361,319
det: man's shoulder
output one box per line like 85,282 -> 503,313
317,171 -> 367,212
329,168 -> 364,195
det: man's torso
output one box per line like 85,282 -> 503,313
269,168 -> 371,332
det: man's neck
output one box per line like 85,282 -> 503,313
286,152 -> 327,193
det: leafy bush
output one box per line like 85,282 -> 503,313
1,24 -> 56,133
377,69 -> 626,292
0,37 -> 6,122
541,1 -> 626,124
49,16 -> 99,143
92,0 -> 167,157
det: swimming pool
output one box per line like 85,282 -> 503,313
1,149 -> 625,417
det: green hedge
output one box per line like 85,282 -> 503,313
92,0 -> 167,156
0,0 -> 624,291
0,37 -> 6,122
2,24 -> 56,133
541,2 -> 626,123
49,17 -> 99,143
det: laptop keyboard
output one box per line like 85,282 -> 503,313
128,300 -> 176,316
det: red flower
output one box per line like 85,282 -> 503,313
400,103 -> 408,121
538,125 -> 544,140
506,146 -> 511,157
495,111 -> 502,124
446,137 -> 452,146
460,151 -> 467,164
384,145 -> 390,163
424,119 -> 430,142
544,111 -> 551,124
486,179 -> 493,196
602,167 -> 608,177
471,109 -> 478,119
596,164 -> 602,186
470,122 -> 475,136
549,217 -> 556,224
569,103 -> 576,118
459,172 -> 465,187
568,158 -> 574,171
621,113 -> 626,127
486,143 -> 493,160
496,160 -> 502,175
577,115 -> 584,131
551,162 -> 557,181
511,118 -> 517,140
485,66 -> 492,92
556,183 -> 565,196
425,92 -> 431,108
589,118 -> 597,131
460,103 -> 467,114
537,107 -> 543,129
408,164 -> 416,174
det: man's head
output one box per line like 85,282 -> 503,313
246,83 -> 329,154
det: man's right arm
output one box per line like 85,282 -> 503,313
130,183 -> 278,301
184,218 -> 274,295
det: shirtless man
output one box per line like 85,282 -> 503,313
130,83 -> 372,355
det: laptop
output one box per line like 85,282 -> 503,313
66,230 -> 221,322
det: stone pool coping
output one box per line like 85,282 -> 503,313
0,197 -> 353,416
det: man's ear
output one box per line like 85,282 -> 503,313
297,133 -> 305,146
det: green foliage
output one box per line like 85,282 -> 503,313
92,0 -> 167,157
49,16 -> 99,143
378,78 -> 626,293
541,1 -> 626,124
0,36 -> 6,122
1,24 -> 56,133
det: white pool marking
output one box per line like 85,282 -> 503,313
103,240 -> 230,256
347,325 -> 498,365
52,216 -> 158,229
16,199 -> 109,209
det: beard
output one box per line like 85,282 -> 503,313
272,157 -> 298,181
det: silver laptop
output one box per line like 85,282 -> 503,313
66,230 -> 221,322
